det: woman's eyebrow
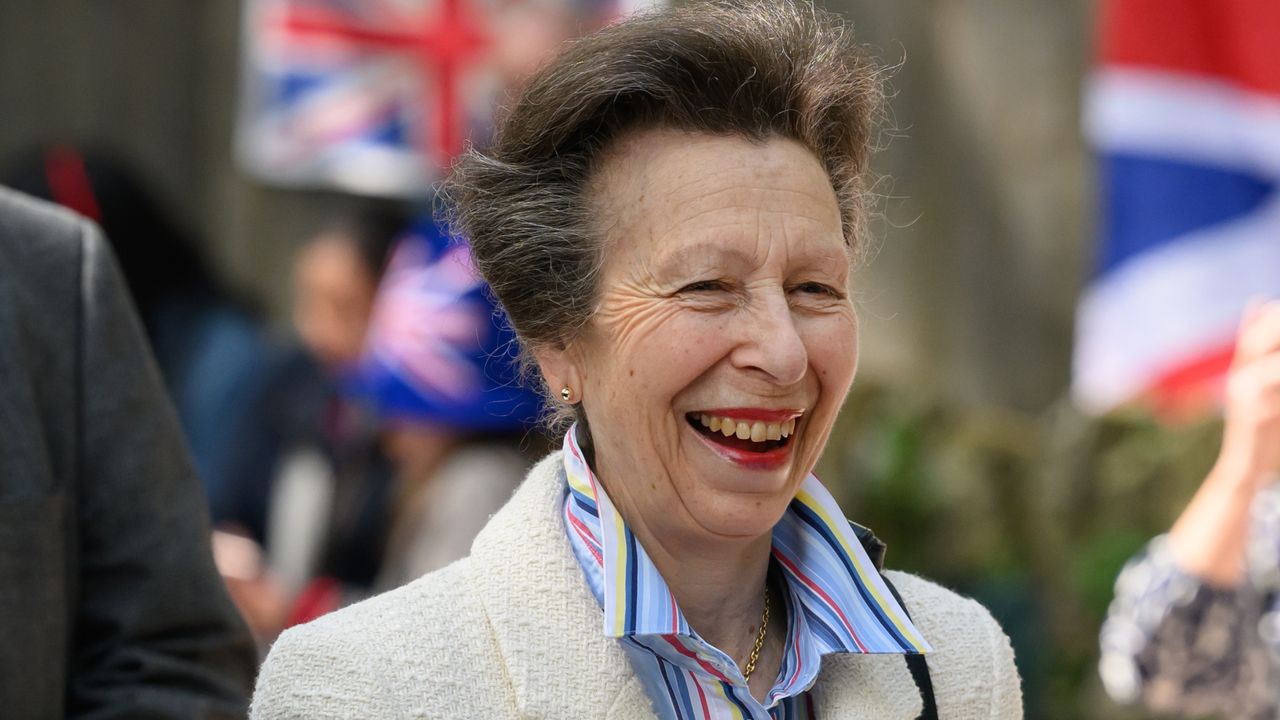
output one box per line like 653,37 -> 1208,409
653,239 -> 851,274
652,243 -> 753,274
796,247 -> 855,270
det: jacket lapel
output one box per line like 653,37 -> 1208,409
469,452 -> 655,719
468,452 -> 922,720
810,652 -> 923,719
605,676 -> 660,720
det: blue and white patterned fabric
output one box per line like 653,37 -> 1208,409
1100,482 -> 1280,720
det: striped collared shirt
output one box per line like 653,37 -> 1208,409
560,427 -> 930,720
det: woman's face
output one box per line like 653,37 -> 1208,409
293,234 -> 379,371
552,129 -> 858,546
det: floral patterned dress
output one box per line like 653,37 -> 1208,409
1100,484 -> 1280,719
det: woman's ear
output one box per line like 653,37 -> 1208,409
533,344 -> 582,402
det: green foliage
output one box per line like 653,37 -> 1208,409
817,382 -> 1224,720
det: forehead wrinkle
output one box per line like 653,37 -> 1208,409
655,201 -> 834,240
647,225 -> 847,286
591,130 -> 846,280
783,214 -> 853,267
659,177 -> 836,224
650,239 -> 756,277
650,164 -> 840,252
651,204 -> 838,258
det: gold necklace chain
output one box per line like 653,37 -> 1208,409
741,585 -> 770,682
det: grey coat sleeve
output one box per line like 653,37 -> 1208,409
65,220 -> 258,719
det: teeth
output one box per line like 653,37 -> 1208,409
694,414 -> 801,443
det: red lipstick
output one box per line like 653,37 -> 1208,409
692,429 -> 794,470
686,409 -> 802,471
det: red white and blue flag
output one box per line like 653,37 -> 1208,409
1073,0 -> 1280,416
236,0 -> 656,197
357,218 -> 542,429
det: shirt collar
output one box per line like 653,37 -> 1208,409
561,425 -> 931,655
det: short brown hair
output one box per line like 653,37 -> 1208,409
447,0 -> 883,418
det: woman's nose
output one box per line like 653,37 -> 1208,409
730,293 -> 808,385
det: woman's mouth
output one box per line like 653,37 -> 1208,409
685,410 -> 802,470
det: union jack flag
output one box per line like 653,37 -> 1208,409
366,236 -> 489,403
1072,0 -> 1280,417
236,0 -> 658,197
358,220 -> 542,429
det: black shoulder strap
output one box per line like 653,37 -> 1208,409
881,574 -> 938,720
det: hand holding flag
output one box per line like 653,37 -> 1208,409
1167,299 -> 1280,587
1218,300 -> 1280,490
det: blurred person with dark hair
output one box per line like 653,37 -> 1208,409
2,145 -> 268,506
292,205 -> 404,370
356,220 -> 543,592
1100,302 -> 1280,718
212,203 -> 405,643
213,211 -> 539,644
0,187 -> 256,717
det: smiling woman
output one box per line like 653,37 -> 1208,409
551,131 -> 857,551
250,2 -> 1023,719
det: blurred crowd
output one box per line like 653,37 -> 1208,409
4,145 -> 544,650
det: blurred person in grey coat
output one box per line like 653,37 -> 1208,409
3,144 -> 270,508
0,187 -> 257,717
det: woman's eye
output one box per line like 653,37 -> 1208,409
679,280 -> 727,293
793,282 -> 841,297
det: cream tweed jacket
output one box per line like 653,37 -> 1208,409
252,452 -> 1023,719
